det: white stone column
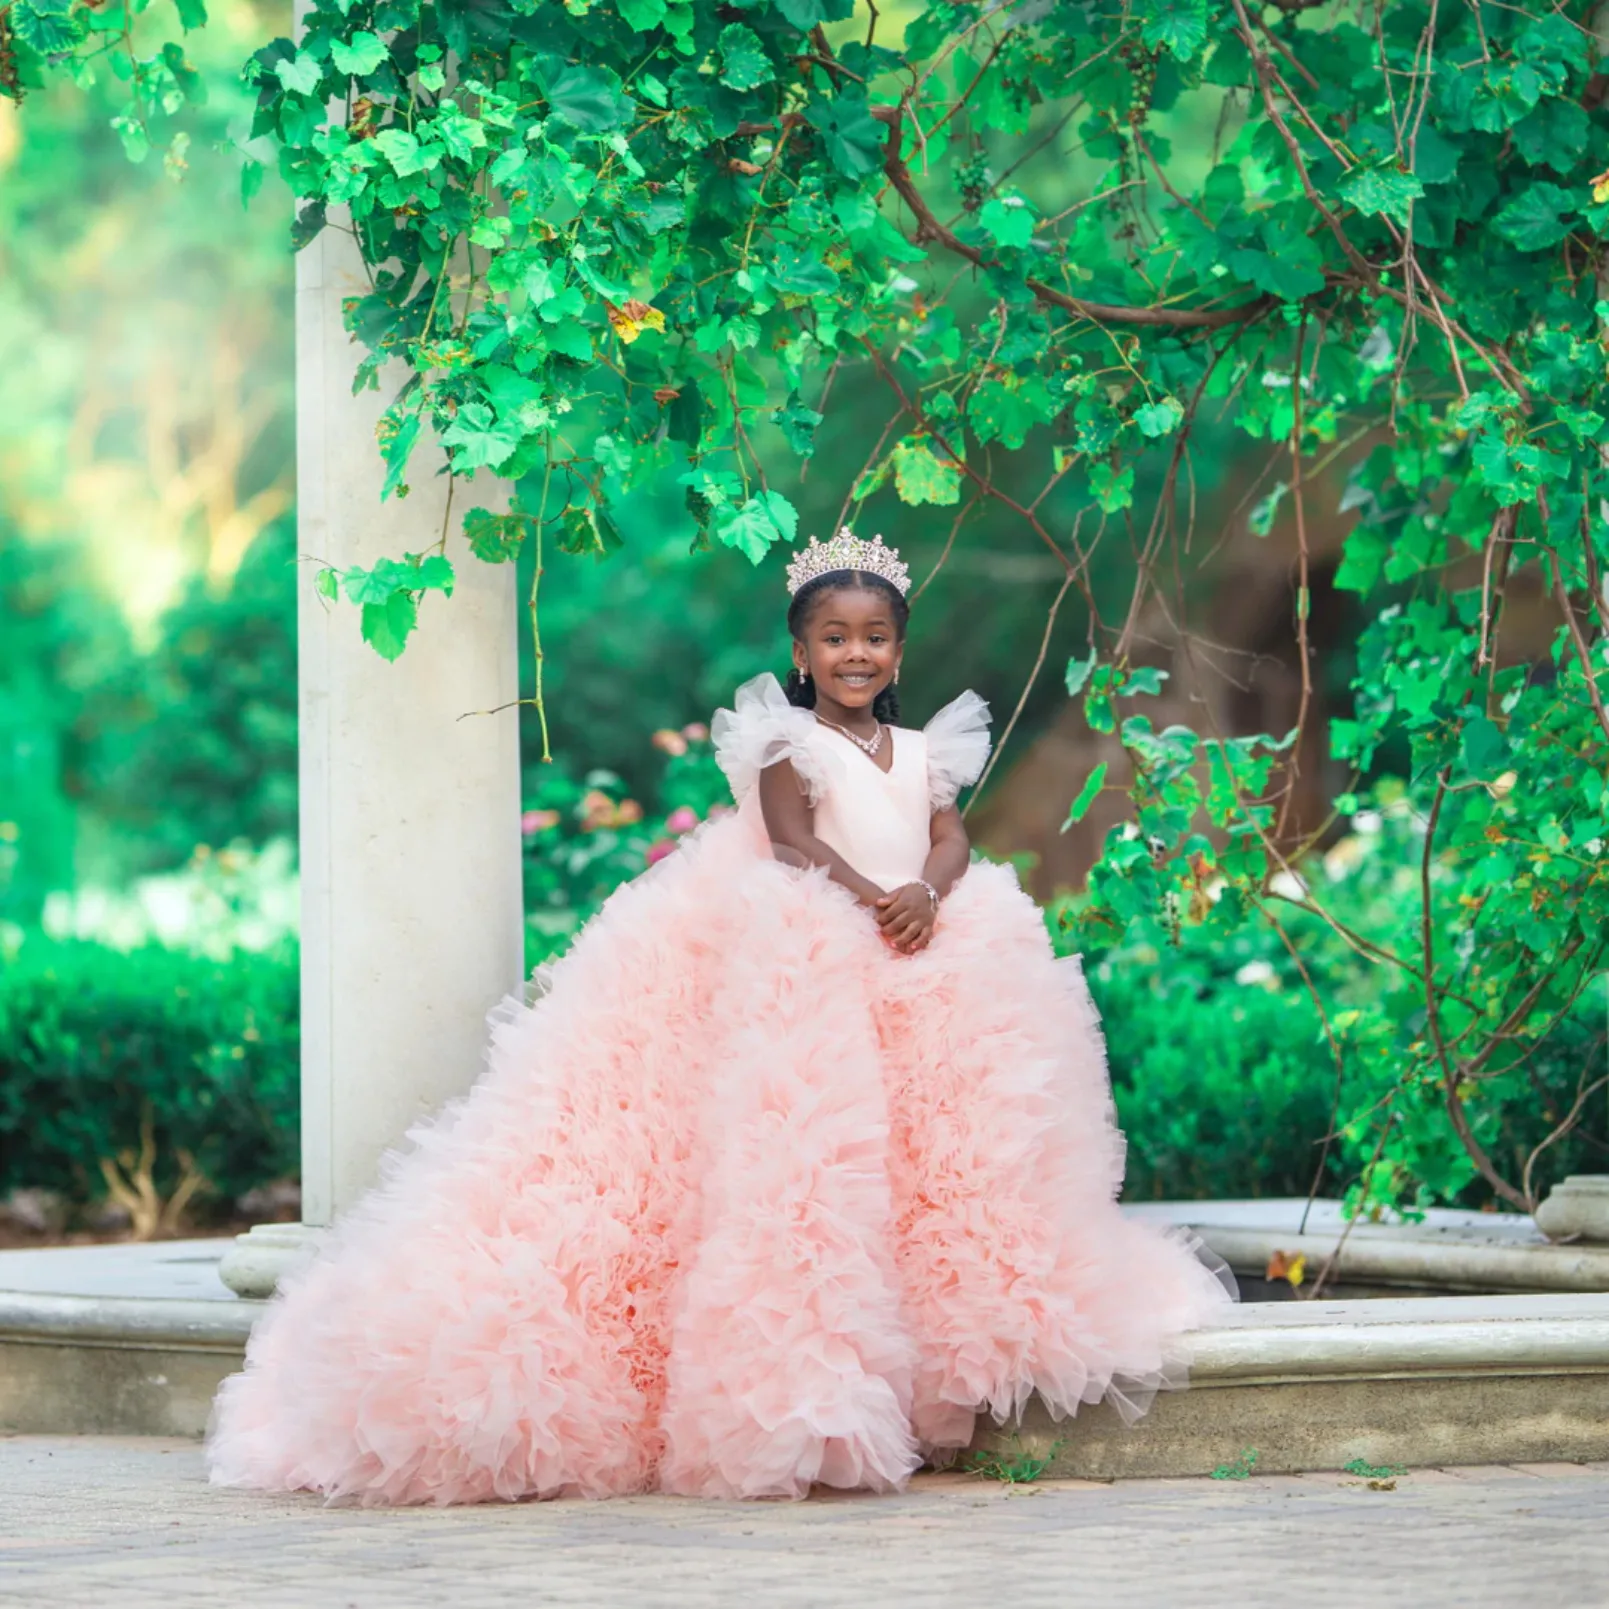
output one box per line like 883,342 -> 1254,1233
219,221 -> 524,1299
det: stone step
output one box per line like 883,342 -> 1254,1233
971,1290 -> 1609,1479
6,1237 -> 1609,1482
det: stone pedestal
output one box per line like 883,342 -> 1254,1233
218,217 -> 524,1302
1534,1176 -> 1609,1245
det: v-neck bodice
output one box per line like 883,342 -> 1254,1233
809,721 -> 933,891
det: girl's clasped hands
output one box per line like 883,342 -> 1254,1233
874,884 -> 936,954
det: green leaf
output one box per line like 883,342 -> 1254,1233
464,509 -> 529,563
593,434 -> 634,478
273,53 -> 323,97
1135,398 -> 1184,438
361,592 -> 418,661
715,492 -> 798,564
768,249 -> 838,297
469,214 -> 512,248
314,567 -> 340,602
555,505 -> 622,558
174,0 -> 208,28
970,375 -> 1055,449
441,401 -> 523,471
412,554 -> 455,595
1139,0 -> 1208,62
1492,183 -> 1578,251
979,197 -> 1034,250
436,0 -> 515,58
891,436 -> 961,506
773,0 -> 854,27
617,0 -> 667,30
373,129 -> 438,177
1065,649 -> 1098,697
1061,762 -> 1109,831
381,414 -> 420,501
543,63 -> 634,133
1460,714 -> 1510,778
718,24 -> 773,92
10,0 -> 82,54
1119,667 -> 1169,696
1091,461 -> 1133,513
112,114 -> 151,165
806,91 -> 885,180
240,158 -> 265,210
1249,482 -> 1287,537
1340,165 -> 1424,227
772,400 -> 823,458
330,31 -> 388,76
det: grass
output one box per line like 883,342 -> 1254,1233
1209,1448 -> 1260,1481
961,1435 -> 1067,1485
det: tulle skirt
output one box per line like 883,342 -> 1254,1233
206,806 -> 1232,1504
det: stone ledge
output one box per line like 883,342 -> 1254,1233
0,1292 -> 258,1352
1188,1292 -> 1609,1381
1130,1198 -> 1609,1294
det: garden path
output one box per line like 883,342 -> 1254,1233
1,1437 -> 1605,1608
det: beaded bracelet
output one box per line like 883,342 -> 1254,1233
917,879 -> 940,911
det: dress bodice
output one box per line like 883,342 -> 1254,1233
712,675 -> 991,892
808,723 -> 935,891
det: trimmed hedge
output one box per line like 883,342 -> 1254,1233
0,936 -> 298,1218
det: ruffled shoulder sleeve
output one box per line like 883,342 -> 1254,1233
711,674 -> 829,807
924,690 -> 991,810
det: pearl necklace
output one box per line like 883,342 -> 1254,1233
815,713 -> 884,758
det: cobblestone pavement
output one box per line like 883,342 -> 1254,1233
3,1439 -> 1607,1609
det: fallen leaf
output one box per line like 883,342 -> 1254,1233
1265,1250 -> 1307,1287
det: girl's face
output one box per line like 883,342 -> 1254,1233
793,585 -> 903,713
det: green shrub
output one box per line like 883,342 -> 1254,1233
1083,935 -> 1340,1202
1065,810 -> 1608,1211
0,935 -> 298,1225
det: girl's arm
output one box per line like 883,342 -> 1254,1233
876,806 -> 971,951
758,759 -> 886,906
922,805 -> 971,898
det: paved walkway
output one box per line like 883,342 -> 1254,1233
2,1439 -> 1606,1608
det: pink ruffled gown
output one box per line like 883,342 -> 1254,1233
207,675 -> 1232,1504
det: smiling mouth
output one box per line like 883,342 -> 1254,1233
838,673 -> 875,687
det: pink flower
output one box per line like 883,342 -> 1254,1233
651,729 -> 688,756
665,805 -> 700,835
579,790 -> 618,831
616,799 -> 644,826
521,809 -> 561,836
681,722 -> 709,743
645,839 -> 677,865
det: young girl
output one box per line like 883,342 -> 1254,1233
208,528 -> 1232,1505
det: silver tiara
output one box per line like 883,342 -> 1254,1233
785,528 -> 911,597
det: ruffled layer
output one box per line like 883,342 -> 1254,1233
711,675 -> 827,807
922,690 -> 991,810
207,814 -> 1232,1506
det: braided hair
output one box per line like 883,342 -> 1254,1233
783,569 -> 910,724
